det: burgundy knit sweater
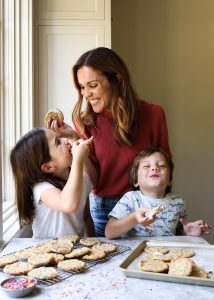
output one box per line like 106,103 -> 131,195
80,100 -> 171,197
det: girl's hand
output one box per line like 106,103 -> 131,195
180,218 -> 211,236
71,137 -> 94,162
135,208 -> 156,231
46,118 -> 79,139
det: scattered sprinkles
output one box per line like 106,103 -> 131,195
2,277 -> 37,291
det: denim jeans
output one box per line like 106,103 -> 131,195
89,193 -> 122,237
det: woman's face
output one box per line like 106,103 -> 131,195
77,66 -> 117,113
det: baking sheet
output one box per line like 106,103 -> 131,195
119,239 -> 214,287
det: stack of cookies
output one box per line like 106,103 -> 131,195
139,246 -> 209,278
0,235 -> 117,281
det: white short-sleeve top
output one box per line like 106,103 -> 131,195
32,173 -> 92,238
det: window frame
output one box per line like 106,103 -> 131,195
0,0 -> 34,247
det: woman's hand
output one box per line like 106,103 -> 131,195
45,118 -> 79,139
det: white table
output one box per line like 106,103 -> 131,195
0,236 -> 214,300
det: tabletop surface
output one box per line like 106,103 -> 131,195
0,236 -> 214,300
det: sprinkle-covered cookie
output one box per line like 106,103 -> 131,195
28,266 -> 58,280
58,234 -> 80,244
0,255 -> 17,268
50,253 -> 64,264
15,248 -> 37,259
48,242 -> 73,254
92,243 -> 117,254
168,248 -> 195,259
28,253 -> 54,267
168,258 -> 194,276
65,247 -> 90,259
82,249 -> 106,260
144,253 -> 172,262
44,108 -> 64,126
58,259 -> 85,271
190,264 -> 209,278
3,261 -> 34,275
144,246 -> 169,255
139,259 -> 169,273
79,238 -> 101,247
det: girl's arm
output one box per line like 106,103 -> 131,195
105,208 -> 155,239
84,198 -> 95,237
40,138 -> 93,213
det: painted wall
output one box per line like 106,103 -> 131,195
112,0 -> 214,243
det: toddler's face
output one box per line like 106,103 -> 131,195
136,152 -> 171,198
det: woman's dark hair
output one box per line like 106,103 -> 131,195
72,47 -> 139,146
10,128 -> 66,227
130,147 -> 174,194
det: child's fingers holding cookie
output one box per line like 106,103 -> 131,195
135,208 -> 156,226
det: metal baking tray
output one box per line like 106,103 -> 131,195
119,240 -> 214,287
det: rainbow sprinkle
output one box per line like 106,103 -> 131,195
2,277 -> 37,291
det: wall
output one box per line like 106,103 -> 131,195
112,0 -> 214,243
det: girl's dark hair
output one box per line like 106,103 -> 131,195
10,128 -> 66,227
72,47 -> 139,146
130,147 -> 174,194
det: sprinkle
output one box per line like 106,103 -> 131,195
2,277 -> 36,291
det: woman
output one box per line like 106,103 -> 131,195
47,47 -> 172,236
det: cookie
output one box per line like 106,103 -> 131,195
168,248 -> 195,259
3,261 -> 34,275
28,266 -> 58,280
139,259 -> 169,273
28,253 -> 54,267
146,205 -> 167,219
190,264 -> 209,278
79,238 -> 101,247
58,259 -> 85,271
48,242 -> 73,254
58,234 -> 80,244
92,243 -> 117,254
64,247 -> 90,259
168,257 -> 194,276
15,248 -> 37,259
50,253 -> 64,264
0,255 -> 17,267
144,246 -> 169,255
82,249 -> 106,260
34,242 -> 55,254
44,108 -> 64,126
144,253 -> 172,262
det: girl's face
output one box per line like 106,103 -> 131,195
136,152 -> 171,198
77,66 -> 117,113
45,129 -> 72,172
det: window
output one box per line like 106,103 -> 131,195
0,0 -> 34,244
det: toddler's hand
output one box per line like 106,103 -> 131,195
180,218 -> 211,236
135,208 -> 156,231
